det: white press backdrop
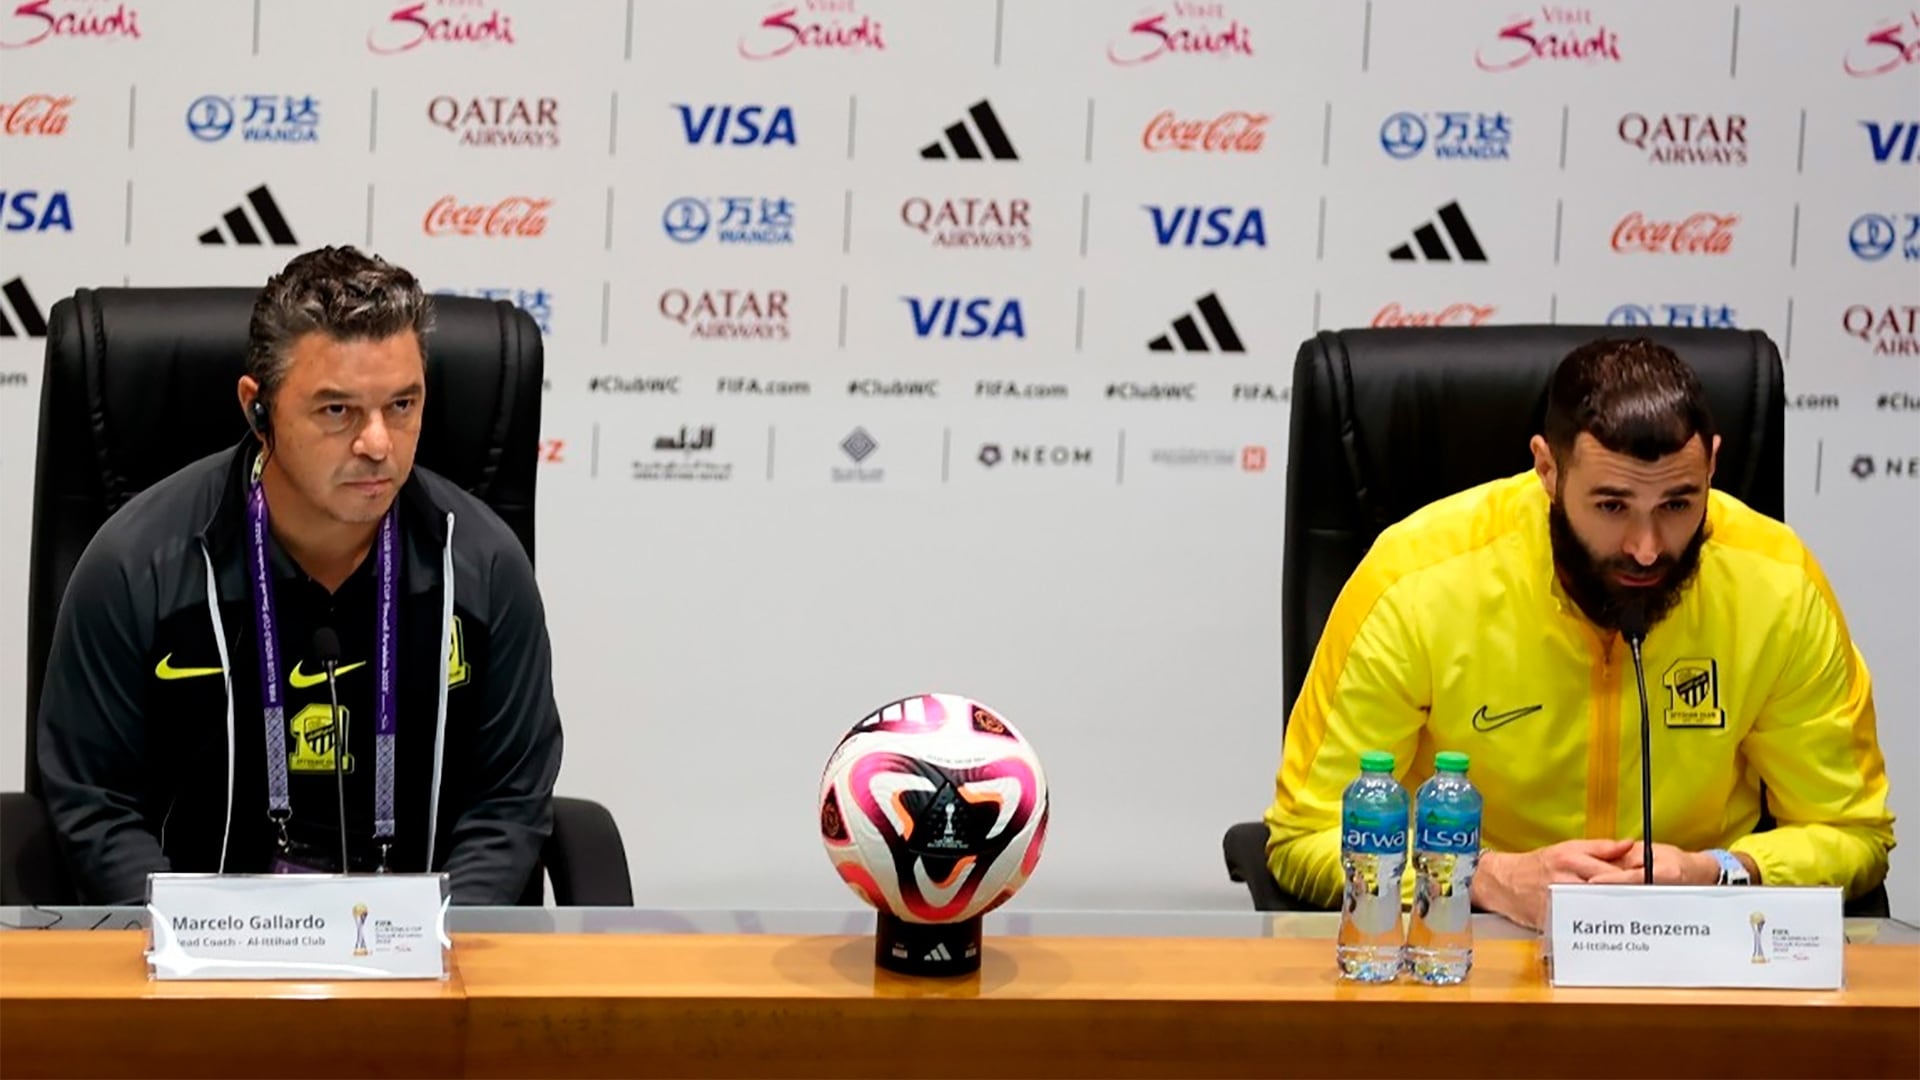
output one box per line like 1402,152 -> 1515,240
0,0 -> 1915,916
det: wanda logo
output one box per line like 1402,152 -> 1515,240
0,93 -> 71,134
1141,109 -> 1267,152
423,196 -> 550,238
1371,302 -> 1498,328
1610,212 -> 1738,255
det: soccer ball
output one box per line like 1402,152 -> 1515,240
819,693 -> 1049,925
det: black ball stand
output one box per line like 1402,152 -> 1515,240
874,913 -> 983,976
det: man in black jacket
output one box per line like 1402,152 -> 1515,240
37,246 -> 563,904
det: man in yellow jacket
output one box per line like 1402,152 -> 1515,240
1265,338 -> 1894,929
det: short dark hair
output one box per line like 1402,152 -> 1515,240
1542,338 -> 1716,465
246,245 -> 433,403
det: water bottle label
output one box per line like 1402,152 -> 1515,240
1342,822 -> 1408,856
1415,822 -> 1480,853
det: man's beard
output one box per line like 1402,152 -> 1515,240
1549,501 -> 1708,633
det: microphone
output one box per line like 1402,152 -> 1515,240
311,627 -> 349,875
1617,604 -> 1654,886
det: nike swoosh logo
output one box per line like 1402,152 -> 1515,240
289,661 -> 367,689
154,654 -> 222,681
1472,704 -> 1544,732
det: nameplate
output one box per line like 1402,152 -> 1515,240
1546,884 -> 1843,989
145,873 -> 450,981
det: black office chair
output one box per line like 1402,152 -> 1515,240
0,287 -> 632,907
1222,325 -> 1890,918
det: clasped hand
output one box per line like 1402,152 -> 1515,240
1474,840 -> 1718,930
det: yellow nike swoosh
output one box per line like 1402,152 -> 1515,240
154,654 -> 222,681
289,660 -> 367,689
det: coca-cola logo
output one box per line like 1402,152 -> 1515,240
1617,113 -> 1748,166
1845,12 -> 1920,77
1844,304 -> 1920,355
1475,6 -> 1622,72
0,93 -> 72,135
0,1 -> 139,48
1610,212 -> 1738,255
738,1 -> 884,60
368,1 -> 515,55
1371,302 -> 1498,328
426,95 -> 558,148
423,196 -> 550,238
1141,109 -> 1267,153
1108,2 -> 1253,65
900,197 -> 1031,249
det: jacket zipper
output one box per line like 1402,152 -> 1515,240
1585,629 -> 1623,837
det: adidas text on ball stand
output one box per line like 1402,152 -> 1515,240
875,912 -> 986,978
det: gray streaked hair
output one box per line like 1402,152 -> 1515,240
246,245 -> 434,401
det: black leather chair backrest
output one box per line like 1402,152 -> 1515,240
1282,325 -> 1785,720
23,287 -> 544,794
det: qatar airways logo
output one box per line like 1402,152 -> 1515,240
1371,302 -> 1498,328
1108,2 -> 1253,66
368,1 -> 515,55
1610,212 -> 1737,255
1141,109 -> 1266,153
738,1 -> 884,60
423,196 -> 550,238
1475,6 -> 1622,72
1845,12 -> 1920,77
0,1 -> 139,48
1844,304 -> 1920,356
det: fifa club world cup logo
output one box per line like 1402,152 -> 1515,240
352,903 -> 370,957
1749,912 -> 1768,964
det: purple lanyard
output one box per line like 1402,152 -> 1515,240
244,468 -> 401,850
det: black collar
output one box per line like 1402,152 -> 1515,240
197,438 -> 449,595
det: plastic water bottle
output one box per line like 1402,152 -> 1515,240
1408,751 -> 1483,985
1337,750 -> 1409,982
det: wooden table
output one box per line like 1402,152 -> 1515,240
3,931 -> 1915,1078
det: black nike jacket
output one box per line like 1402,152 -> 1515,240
36,440 -> 564,904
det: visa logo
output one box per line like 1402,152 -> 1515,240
1145,205 -> 1266,247
904,297 -> 1026,339
0,190 -> 73,232
1864,121 -> 1920,164
674,104 -> 797,146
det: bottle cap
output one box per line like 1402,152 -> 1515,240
1358,750 -> 1395,772
1435,750 -> 1470,772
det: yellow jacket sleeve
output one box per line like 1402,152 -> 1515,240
1729,557 -> 1895,898
1264,571 -> 1431,908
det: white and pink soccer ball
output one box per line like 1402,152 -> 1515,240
819,693 -> 1050,924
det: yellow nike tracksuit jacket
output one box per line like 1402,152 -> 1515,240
1265,472 -> 1894,908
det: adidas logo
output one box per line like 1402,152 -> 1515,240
920,100 -> 1018,161
923,943 -> 953,962
0,277 -> 48,338
1388,200 -> 1486,262
1147,292 -> 1244,353
197,184 -> 298,246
